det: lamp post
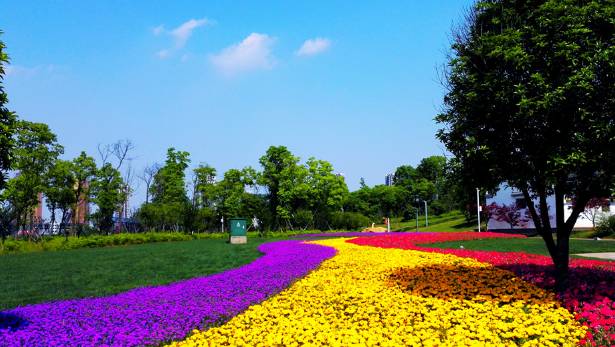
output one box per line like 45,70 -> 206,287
415,197 -> 420,232
424,200 -> 428,227
476,188 -> 481,232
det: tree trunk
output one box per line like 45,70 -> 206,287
522,187 -> 558,264
554,187 -> 569,292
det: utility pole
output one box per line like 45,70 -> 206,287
476,188 -> 481,232
424,200 -> 428,227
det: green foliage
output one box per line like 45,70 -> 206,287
192,164 -> 217,208
594,215 -> 615,238
44,159 -> 77,227
329,211 -> 370,231
258,146 -> 300,228
6,121 -> 62,227
292,209 -> 314,230
150,148 -> 191,204
0,32 -> 16,193
436,0 -> 615,279
91,163 -> 125,233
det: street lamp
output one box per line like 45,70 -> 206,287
424,200 -> 428,227
476,188 -> 481,232
414,197 -> 420,232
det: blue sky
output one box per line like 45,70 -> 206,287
1,0 -> 472,208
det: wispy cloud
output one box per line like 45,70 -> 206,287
152,25 -> 165,36
296,37 -> 331,57
4,64 -> 58,78
170,18 -> 209,48
210,33 -> 276,75
153,18 -> 210,59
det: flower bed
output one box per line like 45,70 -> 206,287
0,240 -> 336,347
168,238 -> 585,346
349,232 -> 615,346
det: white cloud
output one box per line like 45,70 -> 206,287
156,49 -> 170,59
152,18 -> 210,59
210,33 -> 276,75
171,18 -> 209,48
296,37 -> 331,57
4,64 -> 57,77
152,25 -> 165,36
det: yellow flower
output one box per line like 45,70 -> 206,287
166,238 -> 585,346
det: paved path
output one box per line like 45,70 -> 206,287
574,252 -> 615,260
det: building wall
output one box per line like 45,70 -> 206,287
486,183 -> 614,230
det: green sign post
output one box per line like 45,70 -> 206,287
229,218 -> 247,244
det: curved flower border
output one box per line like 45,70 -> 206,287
349,232 -> 615,346
0,240 -> 336,347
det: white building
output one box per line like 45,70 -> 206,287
486,183 -> 615,231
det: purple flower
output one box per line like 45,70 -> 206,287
0,240 -> 336,347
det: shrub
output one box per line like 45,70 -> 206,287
293,210 -> 314,230
329,212 -> 371,231
594,215 -> 615,238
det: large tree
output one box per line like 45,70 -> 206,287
0,32 -> 16,192
150,148 -> 190,204
44,159 -> 77,239
304,158 -> 349,228
258,146 -> 300,229
8,121 -> 63,230
0,33 -> 17,240
437,0 -> 615,288
91,163 -> 125,233
70,151 -> 97,234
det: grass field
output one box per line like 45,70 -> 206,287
379,211 -> 479,232
0,238 -> 273,310
429,237 -> 615,257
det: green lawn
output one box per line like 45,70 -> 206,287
429,237 -> 615,257
381,211 -> 479,232
0,238 -> 273,310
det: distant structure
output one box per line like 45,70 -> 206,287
34,192 -> 43,221
72,181 -> 89,225
385,173 -> 394,186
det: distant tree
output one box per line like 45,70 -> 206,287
70,151 -> 97,235
571,197 -> 611,228
393,165 -> 417,190
139,163 -> 160,205
150,148 -> 190,204
487,202 -> 529,230
91,163 -> 125,233
437,0 -> 615,289
416,156 -> 446,199
192,164 -> 217,208
304,158 -> 349,229
8,121 -> 63,230
359,177 -> 367,189
44,160 -> 77,239
259,146 -> 301,229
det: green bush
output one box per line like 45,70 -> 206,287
594,215 -> 615,238
329,211 -> 371,231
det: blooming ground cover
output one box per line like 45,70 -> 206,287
0,240 -> 335,347
169,238 -> 586,346
350,233 -> 615,346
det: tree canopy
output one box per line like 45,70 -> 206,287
437,0 -> 615,287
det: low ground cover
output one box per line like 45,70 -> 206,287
169,238 -> 585,346
350,233 -> 615,346
0,240 -> 335,346
0,229 -> 356,255
0,238 -> 272,309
